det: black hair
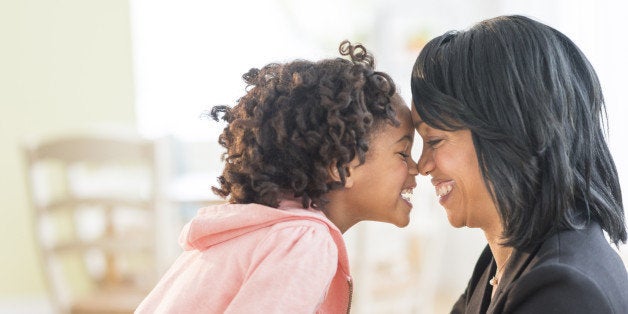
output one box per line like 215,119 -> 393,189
411,15 -> 626,249
211,40 -> 399,209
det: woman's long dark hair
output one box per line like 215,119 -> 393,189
411,15 -> 626,249
211,41 -> 398,209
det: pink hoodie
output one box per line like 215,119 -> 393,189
136,200 -> 352,313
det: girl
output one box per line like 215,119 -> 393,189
136,41 -> 418,313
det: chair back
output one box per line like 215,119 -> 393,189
22,134 -> 159,314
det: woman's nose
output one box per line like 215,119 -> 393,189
417,152 -> 433,176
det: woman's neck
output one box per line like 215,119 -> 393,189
482,222 -> 510,266
484,224 -> 511,261
486,239 -> 512,271
484,226 -> 513,297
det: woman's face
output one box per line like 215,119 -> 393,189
412,104 -> 500,231
341,96 -> 419,228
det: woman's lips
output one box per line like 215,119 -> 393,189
434,180 -> 454,198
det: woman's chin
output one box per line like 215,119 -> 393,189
446,212 -> 466,228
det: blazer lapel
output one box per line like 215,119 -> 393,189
487,246 -> 540,313
461,246 -> 496,313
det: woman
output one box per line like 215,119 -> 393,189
136,41 -> 418,313
411,15 -> 627,313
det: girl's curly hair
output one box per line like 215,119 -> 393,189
210,40 -> 399,209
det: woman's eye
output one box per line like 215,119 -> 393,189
398,152 -> 410,159
426,139 -> 443,148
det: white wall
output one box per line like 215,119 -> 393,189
0,0 -> 136,305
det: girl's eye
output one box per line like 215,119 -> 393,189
398,152 -> 410,159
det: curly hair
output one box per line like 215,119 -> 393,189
210,40 -> 399,209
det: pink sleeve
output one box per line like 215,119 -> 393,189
225,223 -> 338,313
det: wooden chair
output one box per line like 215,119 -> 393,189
22,134 -> 160,314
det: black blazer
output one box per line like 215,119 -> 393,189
451,222 -> 628,313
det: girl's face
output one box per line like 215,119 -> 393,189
412,104 -> 501,231
340,95 -> 418,228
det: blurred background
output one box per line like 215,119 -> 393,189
2,0 -> 627,313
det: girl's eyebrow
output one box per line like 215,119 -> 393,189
396,134 -> 413,144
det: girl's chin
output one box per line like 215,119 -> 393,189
394,218 -> 411,228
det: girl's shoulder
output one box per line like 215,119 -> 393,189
263,213 -> 339,248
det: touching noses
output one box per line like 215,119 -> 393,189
407,156 -> 419,176
417,149 -> 434,176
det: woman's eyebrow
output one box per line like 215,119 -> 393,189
413,119 -> 424,129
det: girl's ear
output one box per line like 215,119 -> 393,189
343,166 -> 355,188
327,162 -> 355,188
343,157 -> 362,188
327,162 -> 342,182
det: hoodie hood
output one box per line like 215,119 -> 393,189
178,199 -> 349,274
137,199 -> 353,313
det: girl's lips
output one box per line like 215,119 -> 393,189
400,187 -> 415,207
